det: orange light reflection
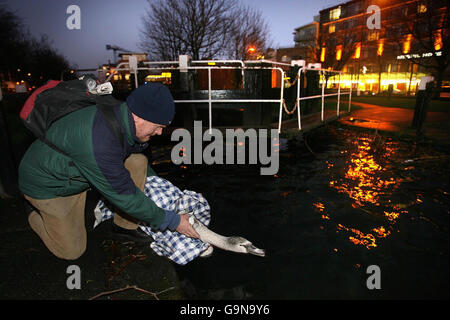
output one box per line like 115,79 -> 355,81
327,136 -> 406,249
337,224 -> 390,249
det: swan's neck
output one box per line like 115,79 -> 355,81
193,223 -> 244,253
195,223 -> 227,245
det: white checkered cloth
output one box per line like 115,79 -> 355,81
93,176 -> 211,265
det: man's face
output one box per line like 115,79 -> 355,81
132,113 -> 166,143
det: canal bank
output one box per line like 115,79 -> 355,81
339,101 -> 450,147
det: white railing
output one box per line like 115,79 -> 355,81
278,67 -> 354,132
175,66 -> 285,133
102,58 -> 353,134
105,62 -> 285,133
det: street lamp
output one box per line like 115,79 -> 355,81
248,45 -> 257,57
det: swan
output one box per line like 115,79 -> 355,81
186,213 -> 265,257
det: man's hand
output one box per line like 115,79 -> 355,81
176,214 -> 200,239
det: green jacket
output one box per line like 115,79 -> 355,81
18,102 -> 172,230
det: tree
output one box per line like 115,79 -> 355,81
28,35 -> 71,85
0,5 -> 29,82
0,5 -> 72,86
0,5 -> 72,195
390,0 -> 449,97
139,0 -> 272,61
227,6 -> 272,60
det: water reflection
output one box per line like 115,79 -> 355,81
313,202 -> 330,220
330,137 -> 396,206
324,134 -> 408,249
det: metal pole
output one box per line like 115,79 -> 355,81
175,99 -> 282,103
208,67 -> 212,134
297,68 -> 304,130
134,69 -> 138,89
278,69 -> 285,134
348,73 -> 353,113
297,92 -> 350,101
321,71 -> 325,122
337,72 -> 341,117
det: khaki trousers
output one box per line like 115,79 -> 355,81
25,154 -> 148,260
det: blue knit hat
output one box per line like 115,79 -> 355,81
126,83 -> 175,125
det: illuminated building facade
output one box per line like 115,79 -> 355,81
318,0 -> 449,94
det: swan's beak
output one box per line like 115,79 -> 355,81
243,244 -> 266,257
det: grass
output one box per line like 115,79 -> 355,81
351,95 -> 450,112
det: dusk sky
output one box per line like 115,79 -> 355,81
3,0 -> 344,69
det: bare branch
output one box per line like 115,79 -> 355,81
139,0 -> 271,60
88,285 -> 176,300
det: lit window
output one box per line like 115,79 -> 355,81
354,43 -> 361,59
403,34 -> 412,54
329,24 -> 336,33
377,41 -> 384,56
336,45 -> 343,61
418,4 -> 427,13
367,31 -> 379,41
329,7 -> 341,21
320,47 -> 326,62
434,30 -> 442,51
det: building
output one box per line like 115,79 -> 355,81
265,19 -> 320,65
292,17 -> 320,64
294,21 -> 319,48
318,0 -> 449,94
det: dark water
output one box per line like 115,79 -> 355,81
152,123 -> 450,299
